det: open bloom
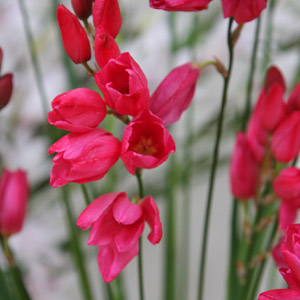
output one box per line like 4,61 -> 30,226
0,169 -> 29,236
57,5 -> 91,64
222,0 -> 267,24
95,52 -> 150,116
149,0 -> 212,11
230,132 -> 260,199
149,62 -> 200,126
49,128 -> 121,187
77,192 -> 162,282
48,88 -> 106,133
121,109 -> 176,175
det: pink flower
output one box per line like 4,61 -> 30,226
274,168 -> 300,201
149,0 -> 212,11
48,88 -> 106,133
222,0 -> 267,24
121,109 -> 176,175
94,27 -> 121,69
258,289 -> 300,300
271,111 -> 300,163
0,169 -> 29,236
279,199 -> 300,231
77,192 -> 162,282
95,52 -> 150,116
49,128 -> 121,187
148,62 -> 200,126
287,82 -> 300,114
57,5 -> 91,64
0,73 -> 13,110
71,0 -> 93,20
92,0 -> 122,38
230,132 -> 260,199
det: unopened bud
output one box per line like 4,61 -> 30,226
0,73 -> 13,110
214,57 -> 228,78
71,0 -> 93,20
232,24 -> 244,46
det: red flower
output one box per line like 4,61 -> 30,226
121,109 -> 176,175
0,169 -> 29,236
149,62 -> 200,126
94,26 -> 121,69
92,0 -> 122,38
287,82 -> 300,114
95,52 -> 150,116
258,289 -> 300,300
49,128 -> 121,187
222,0 -> 267,24
0,73 -> 13,110
77,192 -> 162,282
271,111 -> 300,163
48,88 -> 106,133
57,5 -> 91,64
149,0 -> 212,12
71,0 -> 93,20
230,132 -> 260,199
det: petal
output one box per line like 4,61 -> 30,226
97,243 -> 139,283
258,289 -> 300,300
77,192 -> 123,230
280,268 -> 300,290
139,196 -> 162,244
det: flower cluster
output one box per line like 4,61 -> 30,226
0,47 -> 13,110
230,66 -> 300,230
258,224 -> 300,299
50,0 -> 201,282
150,0 -> 267,24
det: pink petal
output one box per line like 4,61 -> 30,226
280,268 -> 300,290
139,196 -> 162,244
97,243 -> 139,283
258,289 -> 300,300
279,200 -> 298,231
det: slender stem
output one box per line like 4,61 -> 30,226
164,156 -> 177,300
18,0 -> 49,116
0,237 -> 32,300
61,187 -> 94,300
82,62 -> 95,75
81,184 -> 92,206
197,18 -> 235,300
135,169 -> 145,300
0,264 -> 13,300
242,17 -> 261,131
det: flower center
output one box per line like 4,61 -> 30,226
132,136 -> 158,156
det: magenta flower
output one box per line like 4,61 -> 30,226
77,192 -> 162,282
0,73 -> 13,110
121,109 -> 176,175
95,52 -> 150,116
149,0 -> 212,12
49,128 -> 121,187
57,5 -> 91,64
222,0 -> 267,24
230,132 -> 259,199
48,88 -> 106,133
92,0 -> 122,38
149,62 -> 200,126
0,169 -> 29,237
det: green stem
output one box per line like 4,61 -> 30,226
197,18 -> 235,300
18,0 -> 50,116
0,237 -> 32,300
61,187 -> 94,300
81,184 -> 92,206
242,17 -> 261,131
0,265 -> 13,300
136,169 -> 145,300
164,156 -> 177,300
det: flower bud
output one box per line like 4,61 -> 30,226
57,5 -> 91,64
0,73 -> 13,110
149,62 -> 200,126
94,26 -> 121,69
0,169 -> 29,237
150,0 -> 212,11
93,0 -> 122,38
48,88 -> 106,133
71,0 -> 93,20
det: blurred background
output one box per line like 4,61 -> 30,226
1,0 -> 300,299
